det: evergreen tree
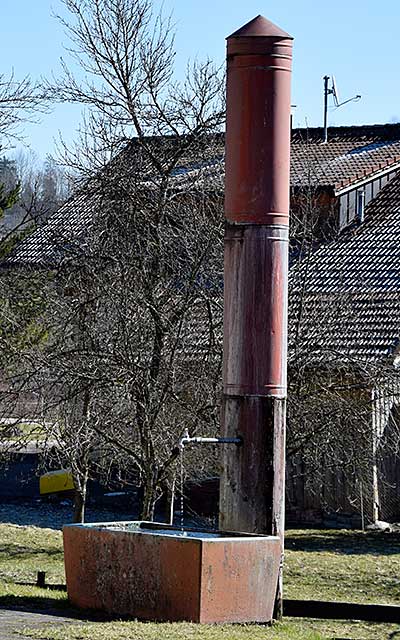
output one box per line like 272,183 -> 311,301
0,182 -> 20,218
0,155 -> 20,217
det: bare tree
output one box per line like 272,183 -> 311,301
16,0 -> 226,522
0,68 -> 49,251
15,152 -> 71,223
48,0 -> 224,175
27,144 -> 223,522
0,72 -> 47,147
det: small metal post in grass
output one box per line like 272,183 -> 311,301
36,571 -> 46,588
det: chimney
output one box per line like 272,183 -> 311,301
220,13 -> 293,615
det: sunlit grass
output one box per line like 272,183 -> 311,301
285,528 -> 400,604
21,618 -> 400,640
0,523 -> 398,639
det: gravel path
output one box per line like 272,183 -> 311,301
0,609 -> 81,640
0,498 -> 209,530
0,499 -> 140,530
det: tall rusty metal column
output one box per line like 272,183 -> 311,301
219,14 -> 293,612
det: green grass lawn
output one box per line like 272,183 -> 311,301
22,618 -> 398,640
0,524 -> 64,585
285,528 -> 400,604
0,523 -> 398,639
0,524 -> 67,611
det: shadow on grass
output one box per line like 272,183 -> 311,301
0,543 -> 63,558
285,530 -> 400,556
15,582 -> 67,591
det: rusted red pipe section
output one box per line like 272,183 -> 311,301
220,15 -> 293,540
224,15 -> 292,400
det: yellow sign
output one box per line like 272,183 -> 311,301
40,469 -> 74,495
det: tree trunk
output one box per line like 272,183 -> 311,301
73,473 -> 88,523
163,477 -> 175,525
141,482 -> 158,521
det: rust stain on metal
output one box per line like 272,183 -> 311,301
220,395 -> 275,533
199,538 -> 280,623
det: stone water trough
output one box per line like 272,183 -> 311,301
63,521 -> 280,623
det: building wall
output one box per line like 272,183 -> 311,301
286,380 -> 400,526
339,170 -> 399,228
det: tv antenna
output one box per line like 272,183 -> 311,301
323,75 -> 361,143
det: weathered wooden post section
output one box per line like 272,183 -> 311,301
220,15 -> 293,612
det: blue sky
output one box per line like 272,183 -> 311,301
2,0 -> 399,160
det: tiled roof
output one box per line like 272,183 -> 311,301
289,173 -> 400,366
4,185 -> 101,268
6,124 -> 400,268
291,124 -> 400,193
167,124 -> 400,194
6,128 -> 400,368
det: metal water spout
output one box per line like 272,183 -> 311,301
178,429 -> 242,450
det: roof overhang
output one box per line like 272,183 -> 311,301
334,160 -> 400,196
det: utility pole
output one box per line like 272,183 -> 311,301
323,75 -> 331,143
219,15 -> 293,619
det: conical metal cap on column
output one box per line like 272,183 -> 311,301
228,14 -> 292,39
